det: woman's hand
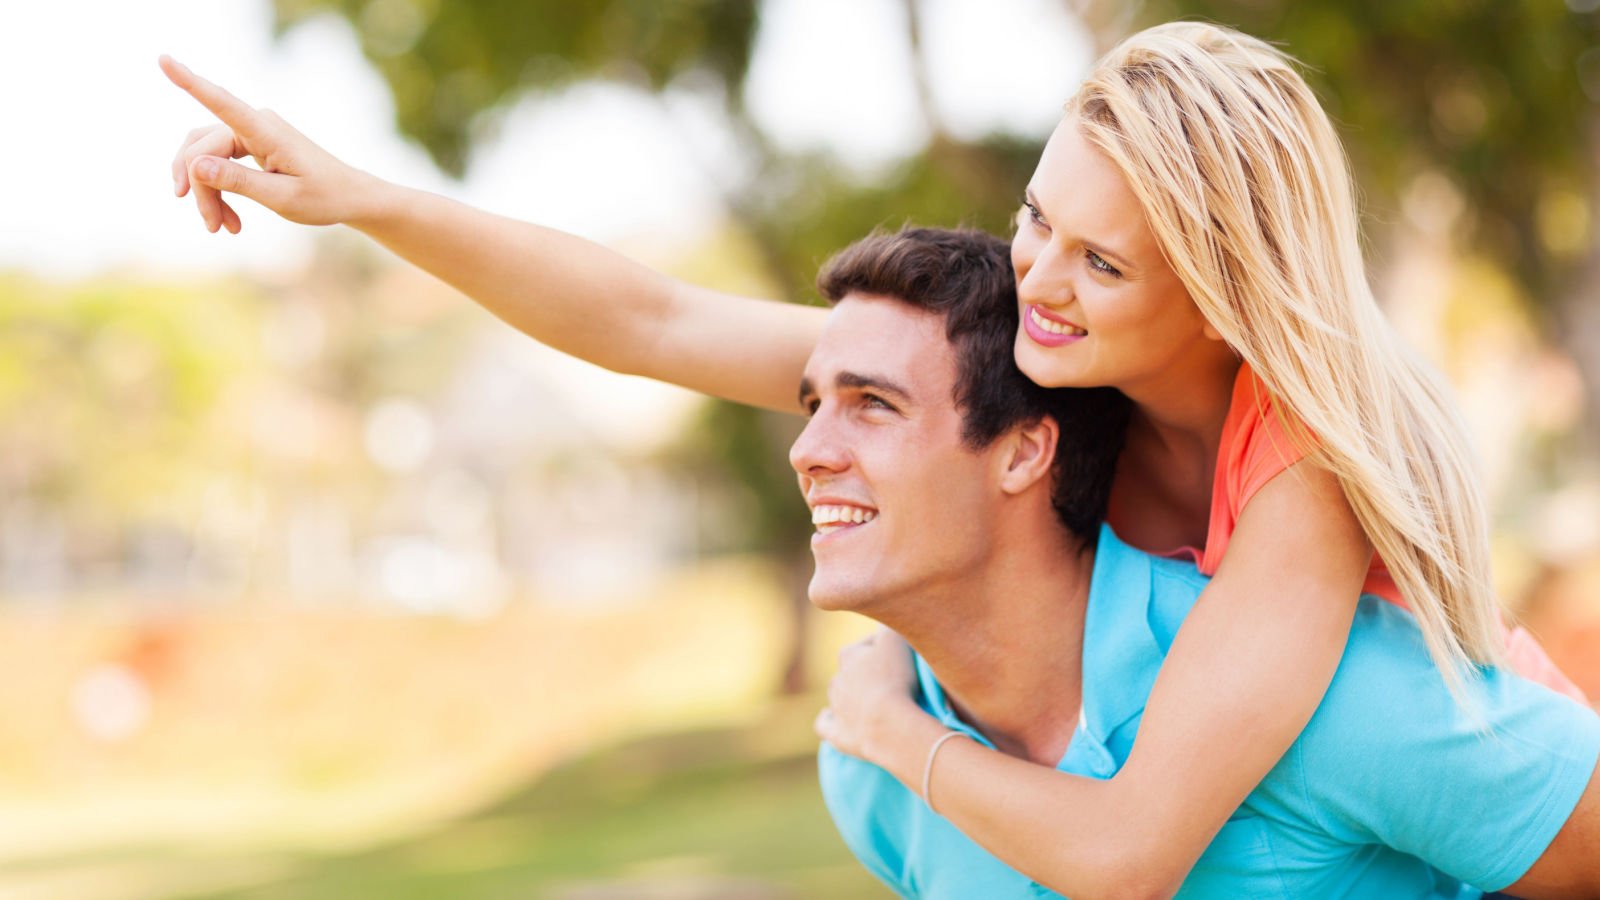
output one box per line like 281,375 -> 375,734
815,627 -> 924,763
160,55 -> 385,232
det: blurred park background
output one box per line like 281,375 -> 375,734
5,0 -> 1600,897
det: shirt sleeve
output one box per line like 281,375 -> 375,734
1295,597 -> 1600,891
816,743 -> 916,898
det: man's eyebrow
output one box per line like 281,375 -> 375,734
797,376 -> 816,409
837,371 -> 915,403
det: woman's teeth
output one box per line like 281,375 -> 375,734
1030,307 -> 1087,336
812,505 -> 878,531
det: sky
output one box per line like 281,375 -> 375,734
1,0 -> 1089,278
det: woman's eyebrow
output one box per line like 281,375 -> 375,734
1084,239 -> 1135,272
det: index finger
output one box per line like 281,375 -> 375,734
158,55 -> 263,137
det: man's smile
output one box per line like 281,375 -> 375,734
810,502 -> 879,537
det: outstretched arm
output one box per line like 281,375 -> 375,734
820,463 -> 1368,899
160,56 -> 824,412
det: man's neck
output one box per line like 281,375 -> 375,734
878,525 -> 1095,767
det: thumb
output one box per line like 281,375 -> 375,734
190,156 -> 289,208
814,707 -> 836,742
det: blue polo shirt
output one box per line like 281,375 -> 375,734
818,524 -> 1600,899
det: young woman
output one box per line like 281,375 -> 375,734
161,21 -> 1586,895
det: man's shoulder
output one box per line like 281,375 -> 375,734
816,743 -> 918,882
1282,596 -> 1600,890
817,741 -> 901,807
817,742 -> 1068,898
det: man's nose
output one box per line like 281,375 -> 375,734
789,410 -> 850,479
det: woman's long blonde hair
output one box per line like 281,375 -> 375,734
1072,22 -> 1502,687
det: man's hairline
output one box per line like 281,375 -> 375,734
813,290 -> 1056,450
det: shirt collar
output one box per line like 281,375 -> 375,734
915,648 -> 993,747
911,522 -> 1162,759
1078,522 -> 1162,742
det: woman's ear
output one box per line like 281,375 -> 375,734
998,415 -> 1059,496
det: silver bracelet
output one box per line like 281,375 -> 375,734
921,730 -> 967,814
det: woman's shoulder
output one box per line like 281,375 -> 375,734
1218,361 -> 1312,510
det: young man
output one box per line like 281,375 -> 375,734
796,228 -> 1600,899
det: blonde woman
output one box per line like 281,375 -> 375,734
161,21 -> 1588,895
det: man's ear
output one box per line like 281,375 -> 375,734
997,415 -> 1059,496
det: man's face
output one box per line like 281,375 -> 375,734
790,294 -> 1005,614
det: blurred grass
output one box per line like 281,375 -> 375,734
0,558 -> 888,898
167,698 -> 890,899
0,698 -> 890,899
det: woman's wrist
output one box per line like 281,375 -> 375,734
344,170 -> 406,232
870,699 -> 955,789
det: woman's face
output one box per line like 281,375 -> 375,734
1011,118 -> 1221,392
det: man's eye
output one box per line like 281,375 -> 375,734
802,398 -> 820,416
864,394 -> 895,411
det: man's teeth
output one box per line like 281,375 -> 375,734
811,505 -> 878,526
1030,307 -> 1087,336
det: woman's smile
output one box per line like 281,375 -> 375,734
1023,304 -> 1087,347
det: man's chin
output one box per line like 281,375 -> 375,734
807,575 -> 874,614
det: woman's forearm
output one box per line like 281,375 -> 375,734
160,57 -> 823,414
871,706 -> 1171,900
350,180 -> 823,412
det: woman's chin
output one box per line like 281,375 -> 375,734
1013,333 -> 1089,388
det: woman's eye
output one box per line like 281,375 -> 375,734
1086,249 -> 1122,278
1022,200 -> 1047,229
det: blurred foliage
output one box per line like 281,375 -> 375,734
272,0 -> 759,177
1153,0 -> 1600,309
0,275 -> 262,519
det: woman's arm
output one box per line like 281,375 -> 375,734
160,57 -> 824,413
824,463 -> 1369,899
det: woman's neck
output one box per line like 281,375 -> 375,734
1104,350 -> 1242,553
1119,351 -> 1241,447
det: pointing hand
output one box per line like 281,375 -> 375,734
161,55 -> 381,232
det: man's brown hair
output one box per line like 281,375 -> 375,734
816,226 -> 1130,543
